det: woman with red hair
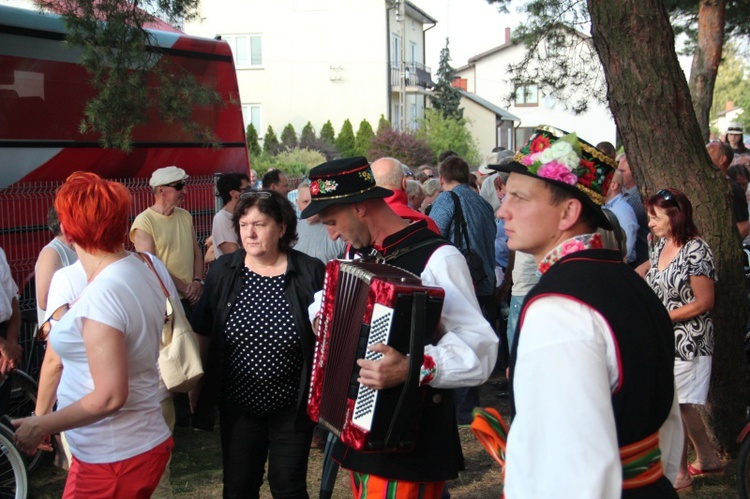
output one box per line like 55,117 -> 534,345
12,172 -> 173,498
638,188 -> 721,492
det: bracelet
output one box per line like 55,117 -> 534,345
193,278 -> 204,285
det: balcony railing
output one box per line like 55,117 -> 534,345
390,62 -> 433,89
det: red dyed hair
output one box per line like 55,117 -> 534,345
54,172 -> 132,253
645,187 -> 700,246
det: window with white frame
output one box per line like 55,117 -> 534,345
409,42 -> 417,64
514,84 -> 539,106
391,34 -> 400,65
223,35 -> 263,69
241,104 -> 261,133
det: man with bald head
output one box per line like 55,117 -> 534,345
370,157 -> 440,234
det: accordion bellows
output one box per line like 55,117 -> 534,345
308,260 -> 444,452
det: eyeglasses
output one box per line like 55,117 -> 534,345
37,302 -> 70,341
240,190 -> 272,200
165,182 -> 186,191
657,189 -> 681,211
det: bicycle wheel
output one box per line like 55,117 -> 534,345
4,371 -> 42,473
0,428 -> 27,499
739,434 -> 750,498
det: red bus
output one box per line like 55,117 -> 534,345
0,4 -> 249,315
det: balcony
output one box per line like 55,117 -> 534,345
390,62 -> 433,89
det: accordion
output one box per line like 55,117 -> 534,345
308,259 -> 444,452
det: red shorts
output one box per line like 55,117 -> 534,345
63,436 -> 174,499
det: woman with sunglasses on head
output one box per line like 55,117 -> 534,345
12,172 -> 173,498
637,187 -> 721,492
191,190 -> 325,498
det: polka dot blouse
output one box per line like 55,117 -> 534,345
223,267 -> 303,415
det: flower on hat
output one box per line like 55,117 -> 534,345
525,132 -> 583,187
310,179 -> 338,196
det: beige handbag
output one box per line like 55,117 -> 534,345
137,253 -> 204,392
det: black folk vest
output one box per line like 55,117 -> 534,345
510,249 -> 678,498
332,222 -> 466,482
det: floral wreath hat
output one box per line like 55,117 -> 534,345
300,156 -> 393,219
490,125 -> 617,229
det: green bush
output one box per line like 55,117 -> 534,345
336,119 -> 357,158
368,128 -> 433,167
263,125 -> 282,155
281,124 -> 298,149
300,122 -> 316,149
246,123 -> 262,156
416,109 -> 480,165
377,114 -> 391,134
320,120 -> 335,144
251,148 -> 327,178
354,119 -> 375,157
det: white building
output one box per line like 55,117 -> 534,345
454,28 -> 617,149
184,0 -> 436,141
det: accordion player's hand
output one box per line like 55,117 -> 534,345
357,344 -> 409,390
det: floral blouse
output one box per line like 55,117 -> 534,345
645,237 -> 717,360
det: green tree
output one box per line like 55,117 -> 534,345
377,114 -> 392,134
38,0 -> 219,151
263,125 -> 281,155
281,124 -> 298,149
430,39 -> 464,120
416,109 -> 480,165
354,119 -> 375,157
320,120 -> 336,144
300,122 -> 317,149
336,119 -> 357,157
246,123 -> 262,157
710,43 -> 750,132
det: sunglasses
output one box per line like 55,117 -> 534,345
165,182 -> 186,191
37,302 -> 70,341
240,190 -> 272,200
657,189 -> 681,211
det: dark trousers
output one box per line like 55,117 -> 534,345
219,400 -> 313,499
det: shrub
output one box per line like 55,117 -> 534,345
320,120 -> 335,144
251,148 -> 326,178
246,123 -> 262,156
355,119 -> 375,157
416,109 -> 480,165
263,125 -> 282,155
368,128 -> 434,167
377,114 -> 391,134
281,124 -> 298,149
300,122 -> 316,149
336,119 -> 357,158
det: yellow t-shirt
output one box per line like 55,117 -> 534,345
130,207 -> 195,292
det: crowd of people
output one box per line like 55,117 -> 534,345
2,120 -> 748,498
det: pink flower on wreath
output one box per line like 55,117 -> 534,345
559,238 -> 585,256
537,162 -> 578,186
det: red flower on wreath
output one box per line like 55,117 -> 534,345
602,171 -> 614,194
529,135 -> 552,153
310,181 -> 320,196
578,158 -> 596,187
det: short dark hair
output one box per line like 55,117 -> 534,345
233,190 -> 298,252
262,170 -> 285,189
216,173 -> 242,205
438,150 -> 458,163
728,164 -> 749,182
542,181 -> 600,232
438,155 -> 470,184
596,141 -> 616,159
47,205 -> 62,236
645,188 -> 700,246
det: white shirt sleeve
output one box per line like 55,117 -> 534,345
421,245 -> 498,388
504,296 -> 622,499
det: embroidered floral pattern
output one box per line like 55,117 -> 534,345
311,179 -> 338,196
358,170 -> 374,182
420,354 -> 437,385
537,234 -> 603,274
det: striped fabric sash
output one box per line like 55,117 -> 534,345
620,432 -> 663,489
471,408 -> 663,494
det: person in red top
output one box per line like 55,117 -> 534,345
371,157 -> 441,235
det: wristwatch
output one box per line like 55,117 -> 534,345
193,277 -> 205,286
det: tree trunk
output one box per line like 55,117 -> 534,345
587,0 -> 747,454
689,0 -> 727,141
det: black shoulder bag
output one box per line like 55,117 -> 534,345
449,191 -> 487,286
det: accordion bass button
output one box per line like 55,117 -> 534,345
432,394 -> 442,404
